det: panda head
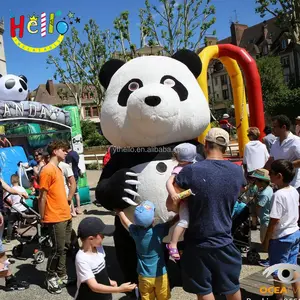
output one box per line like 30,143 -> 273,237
99,49 -> 210,147
0,74 -> 28,102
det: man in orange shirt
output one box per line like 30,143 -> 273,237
39,140 -> 72,294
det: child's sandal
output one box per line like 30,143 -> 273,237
166,244 -> 180,260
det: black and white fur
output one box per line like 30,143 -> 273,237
96,49 -> 210,286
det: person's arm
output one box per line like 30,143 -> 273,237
262,218 -> 280,251
38,188 -> 47,221
67,175 -> 76,204
116,211 -> 132,231
1,179 -> 28,198
5,138 -> 12,147
85,278 -> 136,293
166,175 -> 180,201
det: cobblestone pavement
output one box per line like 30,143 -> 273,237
0,171 -> 267,300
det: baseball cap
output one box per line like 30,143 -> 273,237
173,143 -> 197,163
249,169 -> 270,182
223,113 -> 230,119
296,116 -> 300,120
77,217 -> 115,238
134,201 -> 155,228
205,128 -> 230,147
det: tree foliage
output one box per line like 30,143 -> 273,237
47,20 -> 116,114
139,0 -> 216,55
80,120 -> 110,147
257,55 -> 300,118
255,0 -> 300,45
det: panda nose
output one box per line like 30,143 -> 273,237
19,88 -> 22,92
145,96 -> 161,107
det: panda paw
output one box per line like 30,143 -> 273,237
122,172 -> 141,206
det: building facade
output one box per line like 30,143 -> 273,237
0,20 -> 7,75
31,80 -> 101,125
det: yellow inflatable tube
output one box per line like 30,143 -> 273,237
197,46 -> 249,157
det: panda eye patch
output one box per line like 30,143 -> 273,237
160,75 -> 188,101
118,78 -> 143,107
5,79 -> 15,90
20,80 -> 27,91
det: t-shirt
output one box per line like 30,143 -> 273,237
58,161 -> 74,196
270,133 -> 300,188
172,165 -> 183,175
7,186 -> 28,213
175,159 -> 246,248
129,223 -> 169,278
66,150 -> 80,180
75,246 -> 112,300
269,186 -> 299,239
39,163 -> 71,223
257,185 -> 273,227
243,140 -> 269,173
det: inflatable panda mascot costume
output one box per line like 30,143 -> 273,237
96,49 -> 211,289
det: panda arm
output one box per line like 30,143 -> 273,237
95,153 -> 139,211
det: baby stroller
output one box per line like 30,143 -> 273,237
3,193 -> 51,264
232,189 -> 261,264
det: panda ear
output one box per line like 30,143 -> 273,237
171,49 -> 202,78
99,59 -> 125,89
19,75 -> 28,83
0,74 -> 2,78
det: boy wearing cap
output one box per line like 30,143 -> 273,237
249,169 -> 273,267
75,217 -> 137,300
117,201 -> 178,300
166,142 -> 196,260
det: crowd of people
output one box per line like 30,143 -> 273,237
0,114 -> 299,300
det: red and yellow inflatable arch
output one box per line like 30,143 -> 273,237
197,44 -> 265,157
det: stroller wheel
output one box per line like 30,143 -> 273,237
12,244 -> 23,258
33,250 -> 45,264
247,249 -> 260,264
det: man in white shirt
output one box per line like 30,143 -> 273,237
295,116 -> 300,137
243,127 -> 269,175
265,115 -> 300,193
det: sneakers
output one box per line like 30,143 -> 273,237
2,239 -> 11,245
57,275 -> 76,287
45,276 -> 62,294
5,275 -> 30,291
258,259 -> 270,267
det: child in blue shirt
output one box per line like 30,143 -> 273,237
116,201 -> 178,300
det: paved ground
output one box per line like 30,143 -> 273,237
0,170 -> 270,300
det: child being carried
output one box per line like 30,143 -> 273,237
166,143 -> 197,261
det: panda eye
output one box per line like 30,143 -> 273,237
5,79 -> 15,90
128,82 -> 140,91
118,78 -> 143,107
20,80 -> 27,91
160,75 -> 188,101
162,78 -> 175,87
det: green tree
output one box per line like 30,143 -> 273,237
80,120 -> 110,147
47,20 -> 116,115
257,55 -> 300,118
139,0 -> 216,55
255,0 -> 300,84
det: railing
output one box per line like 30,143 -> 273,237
84,153 -> 105,165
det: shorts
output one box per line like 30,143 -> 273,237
178,201 -> 189,229
138,273 -> 171,300
260,224 -> 268,243
269,230 -> 300,276
181,242 -> 242,295
0,222 -> 4,253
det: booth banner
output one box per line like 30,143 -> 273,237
0,101 -> 71,127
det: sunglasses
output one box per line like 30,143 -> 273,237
34,153 -> 42,156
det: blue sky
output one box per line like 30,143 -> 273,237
1,0 -> 275,92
